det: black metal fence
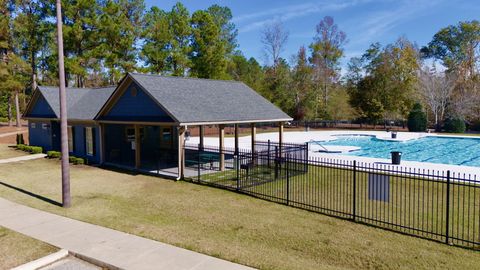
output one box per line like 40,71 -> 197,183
183,143 -> 480,250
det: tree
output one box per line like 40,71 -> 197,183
190,10 -> 227,79
62,0 -> 101,87
422,21 -> 480,120
309,16 -> 346,119
422,20 -> 480,79
347,39 -> 419,125
169,2 -> 191,76
55,0 -> 70,207
227,53 -> 263,90
407,103 -> 427,132
418,66 -> 455,130
99,0 -> 144,84
206,4 -> 237,56
291,46 -> 314,120
0,53 -> 30,127
262,58 -> 293,115
141,6 -> 171,74
261,20 -> 288,68
12,0 -> 52,92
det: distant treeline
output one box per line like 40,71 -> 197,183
0,1 -> 479,129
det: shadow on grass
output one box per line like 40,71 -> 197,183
0,181 -> 62,207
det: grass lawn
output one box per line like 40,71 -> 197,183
0,144 -> 29,159
0,226 -> 58,269
0,158 -> 479,269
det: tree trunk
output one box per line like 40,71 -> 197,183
56,0 -> 71,208
7,95 -> 12,127
15,90 -> 21,128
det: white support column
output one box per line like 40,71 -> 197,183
251,123 -> 256,164
177,126 -> 185,179
279,122 -> 284,157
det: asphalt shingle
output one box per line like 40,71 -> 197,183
129,73 -> 292,124
37,86 -> 115,120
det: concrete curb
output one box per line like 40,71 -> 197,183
11,249 -> 69,270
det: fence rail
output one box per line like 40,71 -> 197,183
183,143 -> 480,250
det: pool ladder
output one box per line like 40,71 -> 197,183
309,140 -> 329,152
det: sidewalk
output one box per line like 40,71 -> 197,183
0,154 -> 46,164
0,198 -> 254,270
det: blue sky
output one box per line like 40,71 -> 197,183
145,0 -> 480,69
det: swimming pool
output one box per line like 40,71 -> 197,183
317,135 -> 480,167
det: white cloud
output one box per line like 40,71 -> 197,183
236,0 -> 372,33
349,0 -> 443,45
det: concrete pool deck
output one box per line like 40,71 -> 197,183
189,130 -> 480,177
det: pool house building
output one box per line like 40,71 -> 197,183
23,73 -> 292,178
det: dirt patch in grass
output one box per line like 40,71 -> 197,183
0,226 -> 58,269
0,159 -> 478,270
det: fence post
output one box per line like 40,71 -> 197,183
236,151 -> 240,191
267,140 -> 271,168
197,144 -> 201,182
353,160 -> 357,221
445,170 -> 451,245
286,154 -> 290,206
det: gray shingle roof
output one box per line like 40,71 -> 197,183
37,86 -> 115,120
128,73 -> 292,124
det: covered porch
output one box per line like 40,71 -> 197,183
101,122 -> 286,179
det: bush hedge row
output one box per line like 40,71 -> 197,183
46,150 -> 84,165
16,144 -> 42,154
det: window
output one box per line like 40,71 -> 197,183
68,126 -> 74,152
131,87 -> 137,97
126,127 -> 135,142
125,127 -> 144,142
42,123 -> 49,130
85,127 -> 95,156
30,123 -> 36,128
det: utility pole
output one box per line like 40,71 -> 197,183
56,0 -> 71,207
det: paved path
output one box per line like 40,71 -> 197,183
0,198 -> 254,270
0,129 -> 27,138
0,153 -> 46,164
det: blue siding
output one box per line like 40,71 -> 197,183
70,124 -> 101,164
28,94 -> 56,118
28,120 -> 53,151
102,83 -> 173,122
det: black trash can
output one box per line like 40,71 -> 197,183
391,132 -> 397,139
391,151 -> 402,165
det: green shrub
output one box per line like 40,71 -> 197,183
30,146 -> 43,154
407,103 -> 427,132
16,144 -> 26,151
47,151 -> 61,159
24,146 -> 32,152
444,117 -> 466,133
69,156 -> 77,163
74,157 -> 84,165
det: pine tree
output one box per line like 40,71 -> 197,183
190,10 -> 227,79
169,2 -> 191,76
141,6 -> 171,74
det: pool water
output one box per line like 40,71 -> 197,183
317,135 -> 480,167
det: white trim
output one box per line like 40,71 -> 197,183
11,249 -> 69,270
180,118 -> 293,126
